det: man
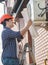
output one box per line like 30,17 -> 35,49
0,14 -> 32,65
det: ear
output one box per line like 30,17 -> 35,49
6,21 -> 9,24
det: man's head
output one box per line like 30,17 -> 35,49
0,14 -> 14,28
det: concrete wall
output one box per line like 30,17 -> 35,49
33,0 -> 46,21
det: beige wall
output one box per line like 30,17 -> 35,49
34,28 -> 48,65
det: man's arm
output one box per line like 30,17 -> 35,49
2,20 -> 32,40
20,19 -> 32,36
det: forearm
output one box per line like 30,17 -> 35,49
20,26 -> 29,36
20,19 -> 32,36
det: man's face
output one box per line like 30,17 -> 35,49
7,19 -> 14,28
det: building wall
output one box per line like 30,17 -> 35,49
34,28 -> 48,65
33,0 -> 46,21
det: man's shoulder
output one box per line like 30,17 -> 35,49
2,28 -> 10,36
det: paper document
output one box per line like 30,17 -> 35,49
21,8 -> 38,39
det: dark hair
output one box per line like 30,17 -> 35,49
1,18 -> 12,27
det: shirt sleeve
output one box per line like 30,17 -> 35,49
2,29 -> 23,40
17,34 -> 23,42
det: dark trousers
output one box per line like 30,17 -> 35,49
1,57 -> 19,65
